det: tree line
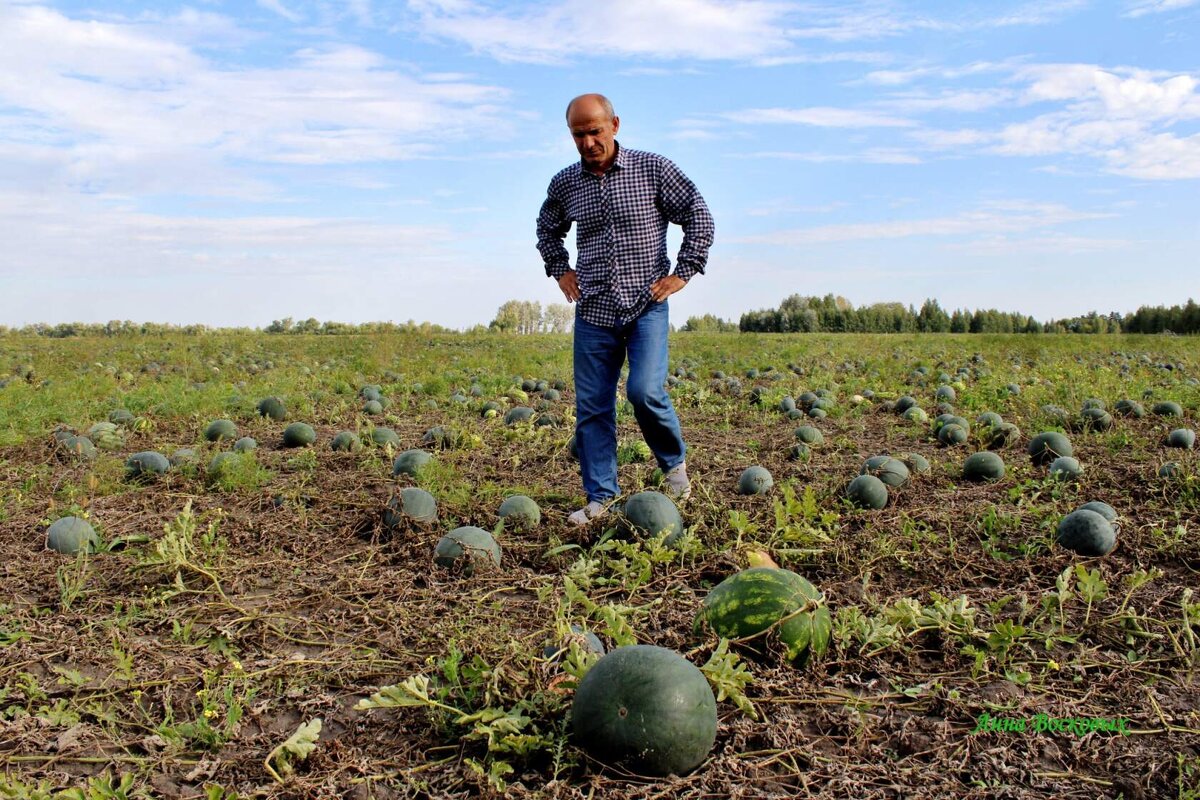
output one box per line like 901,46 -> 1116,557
678,295 -> 1199,335
4,297 -> 1196,337
488,301 -> 574,333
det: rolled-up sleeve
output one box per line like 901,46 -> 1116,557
658,159 -> 714,282
536,182 -> 573,281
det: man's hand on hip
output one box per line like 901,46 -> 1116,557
557,270 -> 580,303
650,275 -> 686,303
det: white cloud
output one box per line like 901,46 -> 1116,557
725,106 -> 915,127
1107,131 -> 1200,178
896,62 -> 1200,180
876,88 -> 1016,113
735,201 -> 1113,245
0,5 -> 509,195
257,0 -> 303,23
1124,0 -> 1199,16
407,0 -> 794,63
943,233 -> 1133,255
730,149 -> 921,164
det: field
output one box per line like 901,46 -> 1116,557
1,331 -> 1198,799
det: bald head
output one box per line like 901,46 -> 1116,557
565,93 -> 620,174
566,93 -> 615,123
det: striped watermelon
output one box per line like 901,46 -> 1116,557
694,567 -> 831,665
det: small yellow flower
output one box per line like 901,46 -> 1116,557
1047,659 -> 1060,671
203,708 -> 217,719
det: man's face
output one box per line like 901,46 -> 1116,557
568,100 -> 619,172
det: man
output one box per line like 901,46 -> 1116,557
536,93 -> 715,525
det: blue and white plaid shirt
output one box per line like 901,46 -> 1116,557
536,142 -> 715,327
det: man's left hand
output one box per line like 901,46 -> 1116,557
649,275 -> 686,303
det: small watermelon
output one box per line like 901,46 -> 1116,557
694,567 -> 830,665
434,526 -> 501,575
1057,509 -> 1116,556
736,465 -> 774,495
962,451 -> 1005,482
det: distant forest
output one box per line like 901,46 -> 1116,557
684,295 -> 1200,335
2,296 -> 1197,337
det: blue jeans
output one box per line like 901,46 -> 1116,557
573,300 -> 686,503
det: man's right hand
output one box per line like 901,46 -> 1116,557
557,270 -> 581,303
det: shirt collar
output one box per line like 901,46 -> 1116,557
578,140 -> 625,176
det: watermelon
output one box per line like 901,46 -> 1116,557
901,453 -> 931,474
125,451 -> 170,481
498,495 -> 541,530
257,396 -> 287,420
988,423 -> 1021,450
204,419 -> 238,442
233,437 -> 257,453
109,409 -> 134,426
571,645 -> 717,777
793,426 -> 824,446
937,423 -> 968,446
1057,509 -> 1116,556
504,407 -> 535,425
330,431 -> 363,452
1166,428 -> 1195,449
618,491 -> 684,545
1049,456 -> 1083,480
370,427 -> 402,448
58,435 -> 97,460
846,475 -> 888,509
736,465 -> 774,495
1077,501 -> 1117,522
282,422 -> 316,447
46,516 -> 99,555
1152,401 -> 1183,417
1028,432 -> 1073,466
860,456 -> 909,488
433,526 -> 501,575
976,411 -> 1004,429
384,487 -> 438,528
393,449 -> 432,478
1113,399 -> 1145,418
962,451 -> 1005,482
694,567 -> 831,665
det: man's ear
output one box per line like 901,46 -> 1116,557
611,115 -> 620,134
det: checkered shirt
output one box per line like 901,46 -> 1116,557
536,142 -> 715,327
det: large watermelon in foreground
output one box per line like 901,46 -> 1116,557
571,645 -> 717,777
694,567 -> 831,665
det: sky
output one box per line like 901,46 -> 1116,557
1,0 -> 1198,330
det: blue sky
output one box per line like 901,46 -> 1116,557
1,0 -> 1197,329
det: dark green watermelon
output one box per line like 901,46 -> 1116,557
433,526 -> 501,575
618,491 -> 684,545
962,451 -> 1005,482
498,495 -> 541,530
46,516 -> 99,554
1057,509 -> 1116,556
736,466 -> 774,495
571,645 -> 717,777
1028,431 -> 1073,466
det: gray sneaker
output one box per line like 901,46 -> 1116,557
568,500 -> 607,526
663,462 -> 691,500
